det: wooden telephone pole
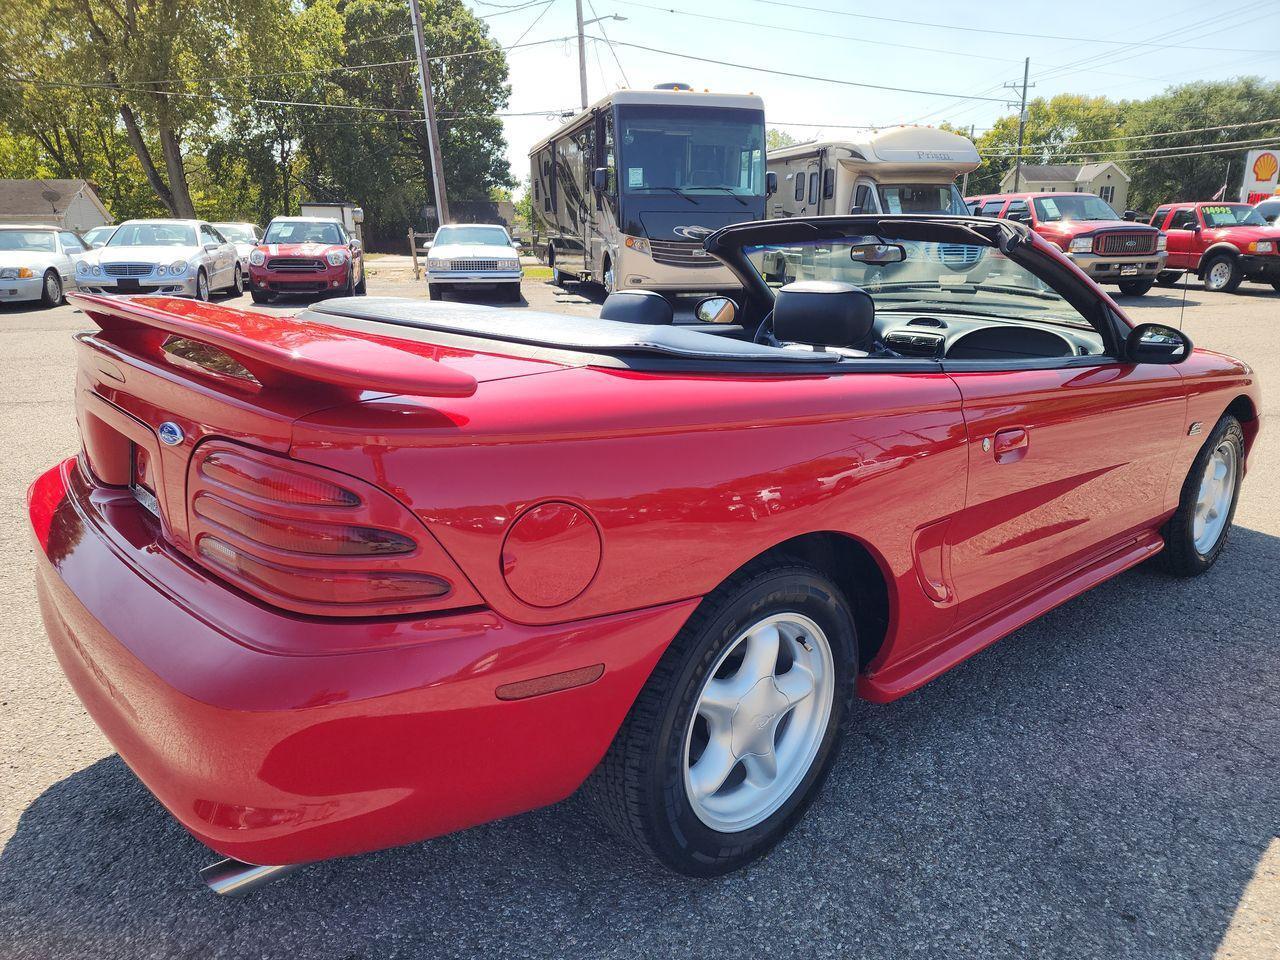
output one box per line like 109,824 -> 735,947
408,0 -> 450,227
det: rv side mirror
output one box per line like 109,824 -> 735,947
592,167 -> 610,192
765,171 -> 778,197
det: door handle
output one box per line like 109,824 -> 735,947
992,427 -> 1029,463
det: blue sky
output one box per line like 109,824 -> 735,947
461,0 -> 1280,186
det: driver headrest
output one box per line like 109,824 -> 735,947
773,280 -> 875,347
599,290 -> 673,325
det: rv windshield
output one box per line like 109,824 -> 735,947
877,184 -> 968,215
618,105 -> 766,197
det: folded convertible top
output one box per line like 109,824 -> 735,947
303,298 -> 833,364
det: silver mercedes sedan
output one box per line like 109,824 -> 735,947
0,224 -> 89,308
76,219 -> 242,300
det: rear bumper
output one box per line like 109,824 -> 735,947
29,457 -> 694,865
1068,250 -> 1167,281
249,264 -> 349,294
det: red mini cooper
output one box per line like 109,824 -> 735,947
248,216 -> 366,303
29,214 -> 1260,893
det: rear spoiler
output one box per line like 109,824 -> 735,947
69,293 -> 478,398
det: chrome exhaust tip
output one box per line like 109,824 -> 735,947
200,857 -> 302,896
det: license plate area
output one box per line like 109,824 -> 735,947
130,444 -> 161,518
1120,265 -> 1139,276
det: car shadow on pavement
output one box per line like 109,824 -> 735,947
2,526 -> 1278,960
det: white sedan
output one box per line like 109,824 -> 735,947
213,221 -> 264,275
0,224 -> 89,308
76,219 -> 242,301
425,223 -> 522,302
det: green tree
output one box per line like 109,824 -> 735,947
767,128 -> 797,150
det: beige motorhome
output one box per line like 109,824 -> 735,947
767,126 -> 981,218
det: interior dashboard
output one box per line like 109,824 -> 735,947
874,311 -> 1104,361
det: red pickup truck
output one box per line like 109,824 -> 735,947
1148,202 -> 1280,293
966,191 -> 1167,296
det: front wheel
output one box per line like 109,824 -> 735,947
1270,281 -> 1280,293
355,266 -> 367,295
504,282 -> 522,303
587,561 -> 855,876
1156,270 -> 1181,287
40,270 -> 63,307
195,268 -> 210,302
1117,278 -> 1154,297
1159,414 -> 1244,576
427,283 -> 443,301
250,290 -> 273,304
1203,254 -> 1241,293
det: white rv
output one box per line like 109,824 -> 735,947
767,126 -> 980,218
529,86 -> 767,298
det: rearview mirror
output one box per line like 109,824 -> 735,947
694,295 -> 738,325
849,242 -> 906,265
765,171 -> 778,197
1126,323 -> 1191,364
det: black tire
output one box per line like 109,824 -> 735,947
601,257 -> 615,296
1270,281 -> 1280,293
355,266 -> 367,295
1156,270 -> 1181,287
195,268 -> 210,302
586,560 -> 856,877
428,283 -> 443,301
1202,253 -> 1242,293
39,269 -> 63,307
505,282 -> 522,303
250,290 -> 273,304
1117,278 -> 1154,297
1158,414 -> 1245,577
225,265 -> 243,298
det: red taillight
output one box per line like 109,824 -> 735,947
186,441 -> 482,616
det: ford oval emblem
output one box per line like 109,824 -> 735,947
157,421 -> 185,446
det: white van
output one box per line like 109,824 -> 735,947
767,126 -> 980,218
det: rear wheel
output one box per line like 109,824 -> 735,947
1117,278 -> 1154,297
1156,270 -> 1181,287
587,560 -> 855,876
1203,254 -> 1241,293
226,265 -> 243,298
1159,414 -> 1244,577
1270,281 -> 1280,293
39,270 -> 63,307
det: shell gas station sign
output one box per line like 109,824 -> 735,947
1241,148 -> 1280,203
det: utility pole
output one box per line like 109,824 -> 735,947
961,123 -> 975,196
1007,58 -> 1033,193
576,0 -> 589,110
408,0 -> 450,226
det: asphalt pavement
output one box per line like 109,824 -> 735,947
0,264 -> 1276,959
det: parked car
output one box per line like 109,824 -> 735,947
249,216 -> 365,303
1251,197 -> 1280,225
32,214 -> 1259,892
76,219 -> 242,300
1149,202 -> 1280,292
80,224 -> 117,248
213,221 -> 264,276
425,223 -> 522,301
0,224 -> 88,307
967,191 -> 1167,295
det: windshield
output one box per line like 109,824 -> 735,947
877,184 -> 968,215
433,225 -> 510,246
0,230 -> 56,252
1032,194 -> 1120,222
619,105 -> 766,196
745,237 -> 1089,329
264,220 -> 344,245
215,224 -> 257,243
1201,204 -> 1267,227
107,223 -> 196,247
81,226 -> 114,244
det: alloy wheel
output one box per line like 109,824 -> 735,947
46,274 -> 61,302
1193,440 -> 1237,554
682,612 -> 834,833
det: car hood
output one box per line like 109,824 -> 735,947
260,242 -> 345,258
0,250 -> 57,268
428,243 -> 518,259
1035,219 -> 1154,237
231,242 -> 256,257
1203,225 -> 1280,243
637,209 -> 758,242
98,245 -> 198,263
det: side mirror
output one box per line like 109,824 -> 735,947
204,243 -> 219,252
765,171 -> 778,197
592,167 -> 610,192
1126,323 -> 1191,365
694,295 -> 738,325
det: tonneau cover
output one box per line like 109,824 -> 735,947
303,298 -> 833,364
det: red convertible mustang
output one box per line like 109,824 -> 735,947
29,215 -> 1260,893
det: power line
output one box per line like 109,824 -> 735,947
738,0 -> 1280,54
995,117 -> 1280,151
587,0 -> 630,87
982,133 -> 1280,160
589,37 -> 1011,102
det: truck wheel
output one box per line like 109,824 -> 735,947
1159,415 -> 1244,577
1203,254 -> 1241,293
1117,279 -> 1154,297
1156,271 -> 1181,287
587,560 -> 856,876
428,283 -> 443,301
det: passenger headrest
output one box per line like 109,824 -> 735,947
773,280 -> 875,348
599,290 -> 673,325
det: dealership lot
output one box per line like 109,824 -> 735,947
0,271 -> 1277,959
